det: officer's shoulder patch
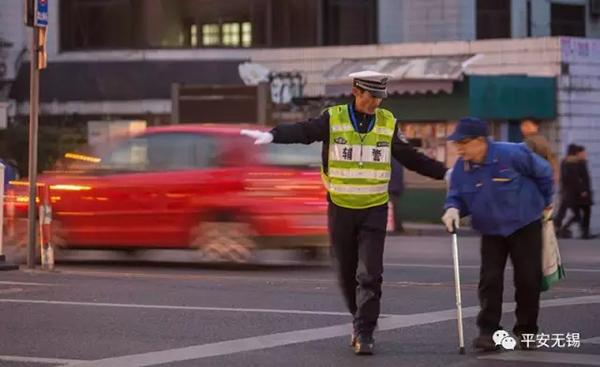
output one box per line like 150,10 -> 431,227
334,136 -> 347,145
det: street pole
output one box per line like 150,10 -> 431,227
27,27 -> 40,269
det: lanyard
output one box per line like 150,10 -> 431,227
348,104 -> 375,135
349,104 -> 375,167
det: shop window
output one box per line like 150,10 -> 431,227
551,4 -> 585,37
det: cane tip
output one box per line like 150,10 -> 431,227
459,347 -> 465,355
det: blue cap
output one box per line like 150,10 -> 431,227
448,117 -> 489,141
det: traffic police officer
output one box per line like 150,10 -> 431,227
241,71 -> 448,355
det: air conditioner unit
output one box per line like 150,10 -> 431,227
591,0 -> 600,17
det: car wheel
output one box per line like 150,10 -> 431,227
300,247 -> 324,261
189,221 -> 256,263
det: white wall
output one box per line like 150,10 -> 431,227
558,37 -> 600,234
378,0 -> 475,43
47,0 -> 60,57
0,0 -> 27,82
378,0 -> 405,44
513,0 -> 600,38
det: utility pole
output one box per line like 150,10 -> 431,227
24,0 -> 48,269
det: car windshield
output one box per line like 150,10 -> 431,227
262,143 -> 321,168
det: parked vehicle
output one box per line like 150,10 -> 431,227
4,124 -> 328,263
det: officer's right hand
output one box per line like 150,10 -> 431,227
240,129 -> 274,145
441,208 -> 460,233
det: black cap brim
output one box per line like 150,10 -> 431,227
367,89 -> 387,99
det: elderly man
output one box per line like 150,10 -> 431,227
442,117 -> 553,351
242,71 -> 448,355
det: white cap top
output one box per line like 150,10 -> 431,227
348,70 -> 389,98
348,70 -> 389,81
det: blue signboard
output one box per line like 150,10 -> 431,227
34,0 -> 48,27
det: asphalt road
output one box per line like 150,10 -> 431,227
0,234 -> 599,367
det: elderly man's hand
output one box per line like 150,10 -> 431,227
442,208 -> 460,233
542,206 -> 553,222
240,129 -> 274,145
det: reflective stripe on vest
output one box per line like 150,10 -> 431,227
324,104 -> 396,209
328,167 -> 391,180
323,182 -> 389,195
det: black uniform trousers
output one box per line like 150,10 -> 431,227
328,201 -> 387,335
477,220 -> 543,336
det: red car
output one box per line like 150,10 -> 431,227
5,124 -> 328,263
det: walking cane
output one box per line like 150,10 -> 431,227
451,225 -> 465,354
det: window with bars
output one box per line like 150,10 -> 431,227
222,23 -> 240,46
194,21 -> 251,47
202,23 -> 220,46
241,22 -> 252,47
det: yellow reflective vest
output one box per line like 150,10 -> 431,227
322,104 -> 396,209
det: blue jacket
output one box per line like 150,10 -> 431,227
444,141 -> 553,236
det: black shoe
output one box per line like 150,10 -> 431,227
515,333 -> 538,350
557,228 -> 572,239
353,334 -> 374,355
472,334 -> 500,352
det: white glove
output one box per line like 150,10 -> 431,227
442,208 -> 460,233
444,168 -> 453,189
240,129 -> 273,145
444,168 -> 453,183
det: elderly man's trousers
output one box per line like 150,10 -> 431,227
328,202 -> 387,335
477,220 -> 543,336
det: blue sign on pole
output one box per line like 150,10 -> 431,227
34,0 -> 48,27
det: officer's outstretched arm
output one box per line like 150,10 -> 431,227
391,126 -> 447,180
268,112 -> 330,144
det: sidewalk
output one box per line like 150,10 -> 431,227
391,222 -> 477,237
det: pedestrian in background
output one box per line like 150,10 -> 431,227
241,70 -> 448,355
388,158 -> 405,234
520,117 -> 559,182
442,117 -> 553,351
555,144 -> 584,238
575,146 -> 595,239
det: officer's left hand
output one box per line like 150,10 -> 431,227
240,129 -> 274,145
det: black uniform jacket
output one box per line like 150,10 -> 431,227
270,104 -> 448,180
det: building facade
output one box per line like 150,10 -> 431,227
1,0 -> 599,231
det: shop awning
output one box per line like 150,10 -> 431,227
323,55 -> 476,96
468,75 -> 556,119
